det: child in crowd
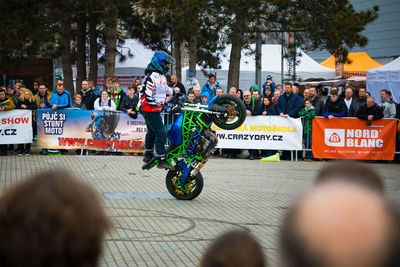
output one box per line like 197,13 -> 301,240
72,94 -> 87,110
298,99 -> 316,161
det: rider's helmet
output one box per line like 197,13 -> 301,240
151,51 -> 175,75
90,112 -> 97,121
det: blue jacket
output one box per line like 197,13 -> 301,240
201,80 -> 222,99
49,90 -> 72,109
261,81 -> 276,95
275,92 -> 302,118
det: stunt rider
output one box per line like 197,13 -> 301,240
140,51 -> 175,170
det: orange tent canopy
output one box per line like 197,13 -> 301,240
320,52 -> 382,75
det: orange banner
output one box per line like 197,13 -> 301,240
312,118 -> 397,160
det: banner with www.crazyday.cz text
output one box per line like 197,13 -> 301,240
0,110 -> 33,144
212,116 -> 303,150
37,109 -> 146,151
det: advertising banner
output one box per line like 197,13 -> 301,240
0,110 -> 32,144
212,116 -> 303,150
312,117 -> 397,160
37,109 -> 146,151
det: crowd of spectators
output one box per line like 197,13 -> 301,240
1,162 -> 399,267
1,72 -> 399,160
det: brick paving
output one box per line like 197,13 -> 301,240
1,153 -> 399,266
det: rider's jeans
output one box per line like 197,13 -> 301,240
140,110 -> 167,155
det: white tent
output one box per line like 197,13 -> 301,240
367,56 -> 400,103
183,44 -> 337,91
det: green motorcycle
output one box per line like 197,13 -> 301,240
142,94 -> 246,200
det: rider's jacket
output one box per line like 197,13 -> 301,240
140,64 -> 172,112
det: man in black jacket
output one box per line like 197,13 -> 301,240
356,97 -> 384,125
78,80 -> 96,110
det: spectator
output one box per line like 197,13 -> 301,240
49,81 -> 72,110
276,83 -> 302,118
94,90 -> 117,111
78,80 -> 96,110
6,86 -> 15,99
356,97 -> 384,124
72,94 -> 87,110
261,75 -> 276,95
324,86 -> 340,106
31,81 -> 39,95
105,77 -> 113,93
0,88 -> 15,111
243,90 -> 259,116
186,72 -> 200,92
12,83 -> 22,104
185,90 -> 196,104
302,88 -> 310,101
201,91 -> 210,105
292,82 -> 300,95
200,229 -> 267,267
236,89 -> 243,100
279,180 -> 399,267
244,90 -> 261,160
170,74 -> 186,95
252,89 -> 261,103
216,88 -> 224,96
221,88 -> 241,159
262,86 -> 272,99
0,170 -> 111,267
261,97 -> 276,116
322,90 -> 347,119
275,83 -> 283,93
110,78 -> 127,110
16,89 -> 37,155
201,74 -> 222,99
308,87 -> 324,116
249,84 -> 259,94
315,161 -> 384,193
193,86 -> 202,104
34,83 -> 52,109
88,80 -> 102,97
298,100 -> 316,161
379,89 -> 396,118
350,87 -> 368,116
0,88 -> 16,156
343,88 -> 354,116
135,78 -> 142,88
120,85 -> 139,119
272,90 -> 280,103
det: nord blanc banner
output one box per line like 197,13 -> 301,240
312,117 -> 397,160
0,110 -> 33,144
212,116 -> 303,150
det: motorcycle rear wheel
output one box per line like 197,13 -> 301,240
210,94 -> 246,130
165,169 -> 203,200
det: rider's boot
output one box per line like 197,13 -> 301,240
143,149 -> 154,163
155,153 -> 174,170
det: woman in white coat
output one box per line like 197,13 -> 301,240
94,90 -> 117,111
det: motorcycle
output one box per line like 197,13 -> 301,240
142,94 -> 246,200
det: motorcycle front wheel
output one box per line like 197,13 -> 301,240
165,169 -> 203,200
210,94 -> 246,130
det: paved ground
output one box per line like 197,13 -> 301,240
1,152 -> 399,266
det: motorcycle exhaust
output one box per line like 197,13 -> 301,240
191,159 -> 206,177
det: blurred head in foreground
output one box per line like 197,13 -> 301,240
200,229 -> 267,267
280,181 -> 400,267
315,161 -> 384,193
0,170 -> 111,267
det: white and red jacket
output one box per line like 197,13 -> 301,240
139,71 -> 172,112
